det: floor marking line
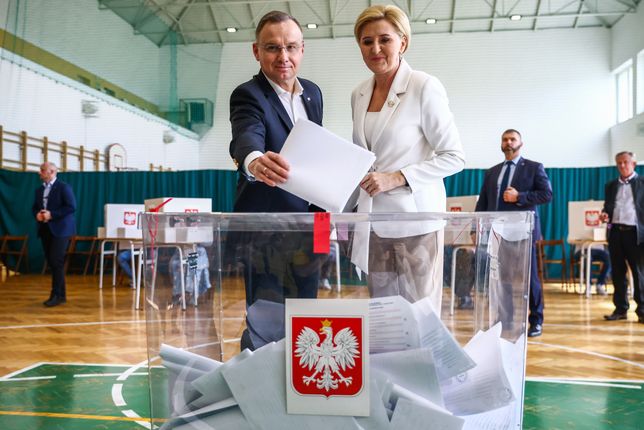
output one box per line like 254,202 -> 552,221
0,317 -> 215,330
1,362 -> 47,379
0,410 -> 158,422
122,409 -> 156,430
112,384 -> 126,407
528,341 -> 644,369
0,376 -> 56,381
527,376 -> 644,384
526,378 -> 641,389
74,372 -> 148,378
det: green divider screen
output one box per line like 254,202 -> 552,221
1,166 -> 642,274
0,168 -> 237,272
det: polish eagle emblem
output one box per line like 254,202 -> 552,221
294,319 -> 360,392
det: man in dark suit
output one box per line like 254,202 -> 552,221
601,151 -> 644,324
228,11 -> 324,350
476,129 -> 552,337
32,162 -> 76,307
229,10 -> 323,212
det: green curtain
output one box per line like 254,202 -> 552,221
444,165 -> 644,275
2,166 -> 642,274
0,169 -> 238,272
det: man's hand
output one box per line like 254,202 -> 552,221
360,171 -> 407,197
502,186 -> 519,203
600,212 -> 610,223
37,209 -> 51,222
249,151 -> 289,187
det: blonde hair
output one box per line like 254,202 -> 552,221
354,4 -> 411,52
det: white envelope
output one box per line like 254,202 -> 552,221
278,119 -> 376,212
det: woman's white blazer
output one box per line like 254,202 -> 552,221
351,59 -> 465,221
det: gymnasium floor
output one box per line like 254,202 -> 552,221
0,274 -> 642,429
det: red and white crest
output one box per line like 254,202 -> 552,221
291,317 -> 363,398
123,211 -> 136,226
585,210 -> 600,227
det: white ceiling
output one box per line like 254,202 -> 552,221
98,0 -> 641,46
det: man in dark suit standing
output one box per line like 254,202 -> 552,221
32,162 -> 76,307
228,11 -> 324,350
476,129 -> 552,337
229,10 -> 323,212
601,151 -> 644,324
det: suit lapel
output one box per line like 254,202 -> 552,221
300,90 -> 319,125
510,159 -> 527,188
353,78 -> 373,150
370,60 -> 413,153
256,72 -> 293,131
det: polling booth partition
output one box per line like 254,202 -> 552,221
140,211 -> 532,429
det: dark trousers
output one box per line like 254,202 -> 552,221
40,226 -> 70,299
496,237 -> 543,335
607,226 -> 644,317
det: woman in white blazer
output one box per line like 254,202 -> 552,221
351,5 -> 465,308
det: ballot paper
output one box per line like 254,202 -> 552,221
278,119 -> 376,212
371,348 -> 443,408
390,397 -> 465,430
440,323 -> 516,416
369,296 -> 475,380
285,298 -> 370,417
221,340 -> 363,430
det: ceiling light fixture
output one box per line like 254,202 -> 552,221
509,14 -> 522,21
307,23 -> 318,29
226,27 -> 237,33
425,18 -> 437,24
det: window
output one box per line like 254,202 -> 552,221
615,60 -> 633,123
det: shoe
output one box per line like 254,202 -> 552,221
43,294 -> 54,305
319,278 -> 332,290
603,312 -> 627,321
638,315 -> 644,324
44,296 -> 66,307
457,296 -> 474,310
595,284 -> 608,296
528,324 -> 542,337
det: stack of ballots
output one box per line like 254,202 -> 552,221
159,296 -> 525,430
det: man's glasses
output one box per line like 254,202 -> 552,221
259,43 -> 302,54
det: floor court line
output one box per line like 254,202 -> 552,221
528,340 -> 644,369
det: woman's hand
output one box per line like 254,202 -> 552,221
360,171 -> 407,197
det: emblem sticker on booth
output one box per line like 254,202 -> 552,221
123,211 -> 136,226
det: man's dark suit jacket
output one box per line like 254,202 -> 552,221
602,174 -> 644,245
475,158 -> 552,240
32,179 -> 77,237
229,71 -> 323,212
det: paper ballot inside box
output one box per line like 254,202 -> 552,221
104,204 -> 145,237
277,119 -> 375,213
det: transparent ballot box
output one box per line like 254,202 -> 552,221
141,211 -> 533,429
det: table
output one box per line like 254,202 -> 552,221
98,238 -> 144,306
569,239 -> 607,298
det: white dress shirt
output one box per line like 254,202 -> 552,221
243,75 -> 308,177
613,173 -> 638,226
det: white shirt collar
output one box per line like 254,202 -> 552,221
43,177 -> 57,187
264,74 -> 303,97
618,172 -> 637,184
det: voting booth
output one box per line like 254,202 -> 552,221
141,212 -> 532,429
98,204 -> 145,239
567,200 -> 607,242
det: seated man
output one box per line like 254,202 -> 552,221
573,245 -> 611,295
117,249 -> 134,287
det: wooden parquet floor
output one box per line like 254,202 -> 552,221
0,274 -> 642,381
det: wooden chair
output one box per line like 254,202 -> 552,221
64,236 -> 97,275
0,235 -> 30,274
536,239 -> 568,289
